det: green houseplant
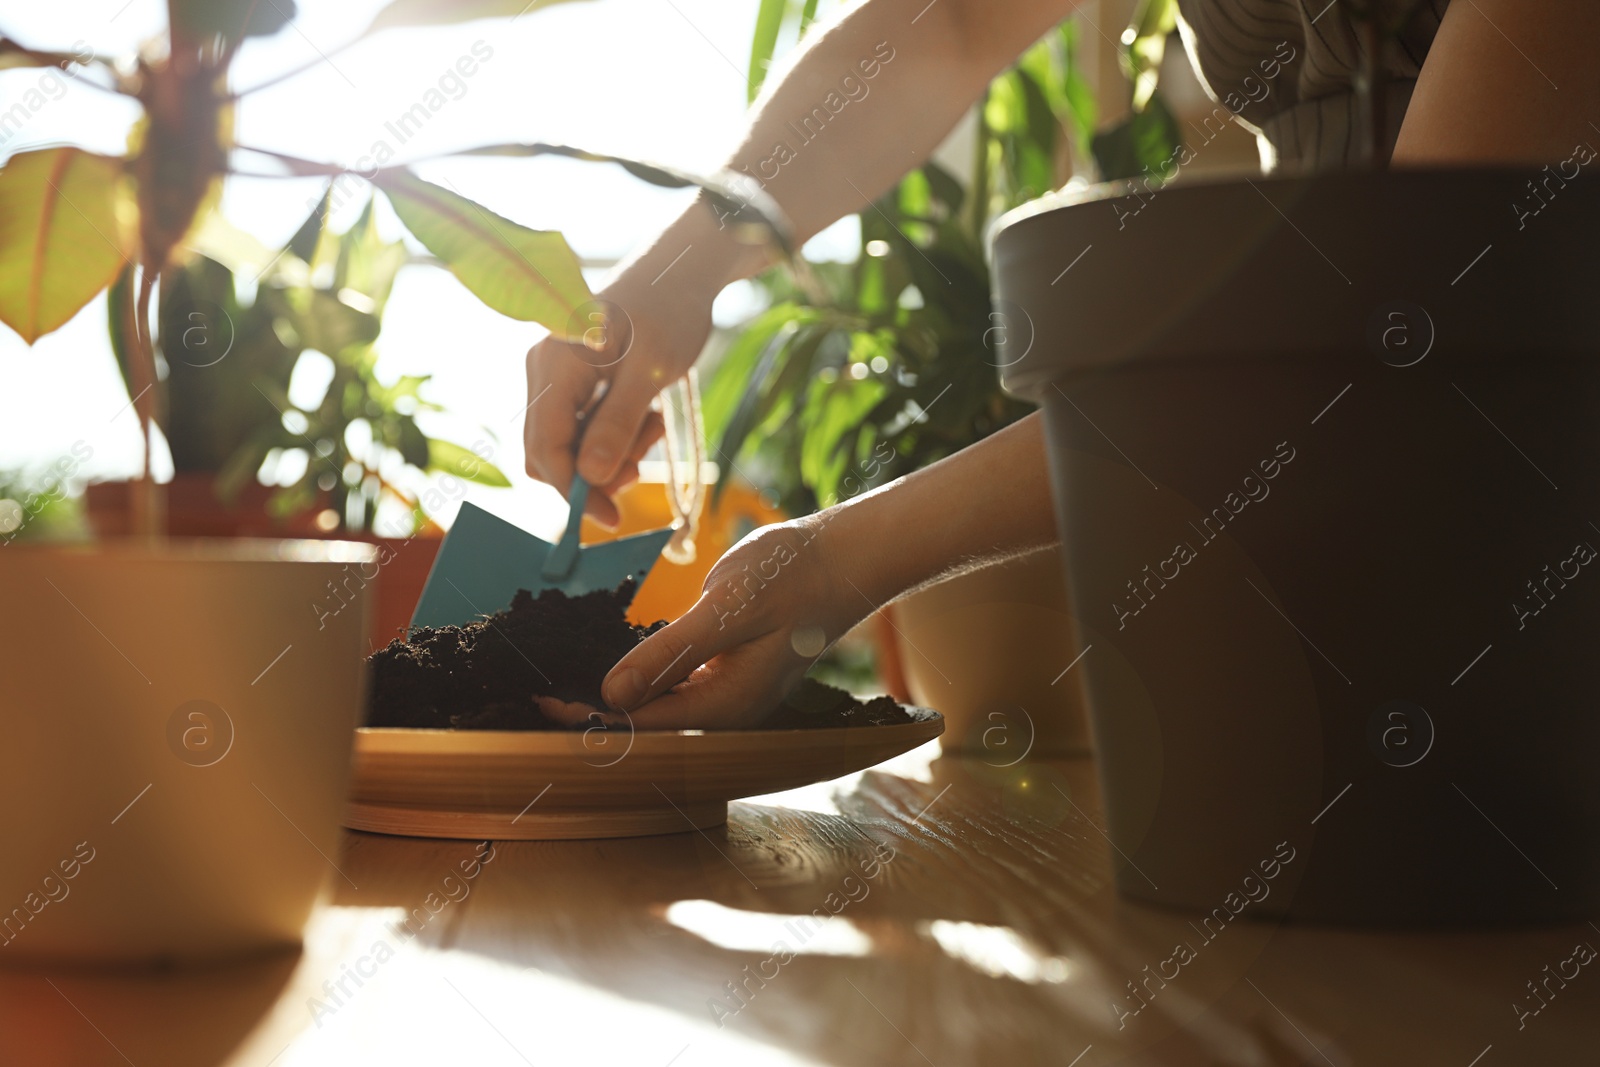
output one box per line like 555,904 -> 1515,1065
706,0 -> 1181,749
3,0 -> 786,643
0,0 -> 785,536
89,195 -> 522,640
88,193 -> 512,541
709,0 -> 1180,516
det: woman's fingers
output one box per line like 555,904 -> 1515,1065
622,641 -> 801,730
523,339 -> 599,493
577,370 -> 668,490
597,408 -> 664,495
580,408 -> 665,528
526,341 -> 670,528
533,695 -> 606,728
601,588 -> 753,712
584,491 -> 622,529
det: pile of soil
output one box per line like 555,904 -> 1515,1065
366,581 -> 912,731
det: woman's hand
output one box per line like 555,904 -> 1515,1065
545,516 -> 864,730
522,231 -> 722,526
549,414 -> 1057,730
521,0 -> 1074,524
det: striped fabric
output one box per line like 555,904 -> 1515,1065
1176,0 -> 1450,171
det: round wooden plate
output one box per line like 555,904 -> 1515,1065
344,707 -> 943,840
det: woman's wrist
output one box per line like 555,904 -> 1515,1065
810,478 -> 933,627
811,414 -> 1057,623
804,510 -> 885,644
614,194 -> 777,305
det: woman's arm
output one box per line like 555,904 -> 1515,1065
581,414 -> 1056,727
1393,0 -> 1600,166
523,0 -> 1080,519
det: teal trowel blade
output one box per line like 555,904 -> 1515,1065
409,501 -> 674,631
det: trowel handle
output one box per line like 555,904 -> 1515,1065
540,475 -> 590,582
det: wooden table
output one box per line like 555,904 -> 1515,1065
4,743 -> 1595,1066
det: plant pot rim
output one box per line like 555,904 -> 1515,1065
355,703 -> 941,746
989,165 -> 1600,398
5,536 -> 379,564
989,163 -> 1540,234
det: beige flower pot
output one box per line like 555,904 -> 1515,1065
889,549 -> 1092,761
0,540 -> 373,965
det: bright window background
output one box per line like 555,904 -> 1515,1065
0,0 -> 859,535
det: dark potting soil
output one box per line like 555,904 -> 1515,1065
365,581 -> 911,731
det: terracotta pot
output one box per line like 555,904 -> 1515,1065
85,474 -> 323,539
888,550 -> 1092,760
85,476 -> 439,648
993,168 -> 1600,924
362,535 -> 441,648
0,539 -> 373,964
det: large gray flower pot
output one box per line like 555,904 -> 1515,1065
992,168 -> 1600,924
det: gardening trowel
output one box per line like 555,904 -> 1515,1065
408,476 -> 675,631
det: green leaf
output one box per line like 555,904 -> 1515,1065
336,197 -> 410,310
397,417 -> 431,469
855,250 -> 889,317
288,187 -> 331,264
798,0 -> 821,33
252,376 -> 298,418
896,169 -> 932,225
0,149 -> 130,344
985,68 -> 1059,209
751,327 -> 830,440
800,377 -> 887,502
364,0 -> 588,34
169,0 -> 295,43
106,265 -> 136,400
216,425 -> 285,503
923,162 -> 967,216
1124,0 -> 1178,112
1090,93 -> 1181,182
716,320 -> 807,481
183,211 -> 301,283
736,323 -> 827,447
1056,21 -> 1098,160
263,286 -> 382,356
160,255 -> 249,469
374,169 -> 592,336
428,439 -> 510,486
703,303 -> 810,442
372,373 -> 433,406
749,0 -> 786,103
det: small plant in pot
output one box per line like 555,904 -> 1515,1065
92,195 -> 511,538
0,0 -> 787,961
990,3 -> 1600,923
91,195 -> 518,642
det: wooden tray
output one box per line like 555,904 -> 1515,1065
344,707 -> 943,840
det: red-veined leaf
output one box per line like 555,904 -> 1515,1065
0,148 -> 130,344
374,168 -> 592,337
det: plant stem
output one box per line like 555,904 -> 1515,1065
0,34 -> 129,94
128,267 -> 164,539
227,35 -> 359,100
230,143 -> 349,177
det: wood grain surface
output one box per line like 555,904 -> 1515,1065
2,745 -> 1594,1066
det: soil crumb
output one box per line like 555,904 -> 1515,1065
366,582 -> 912,731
